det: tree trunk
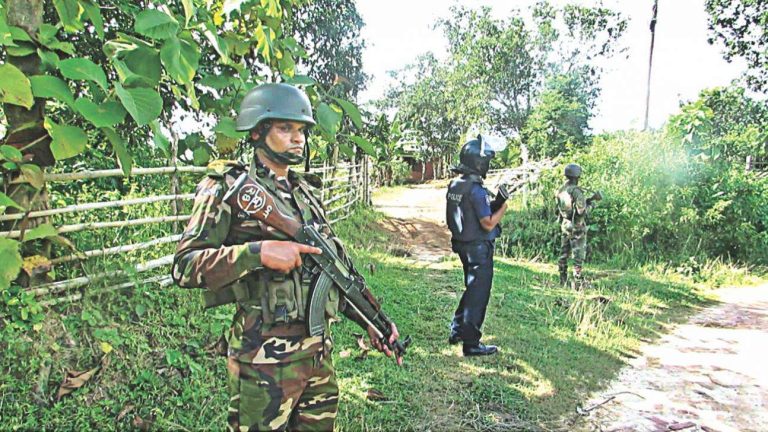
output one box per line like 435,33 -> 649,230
3,0 -> 52,286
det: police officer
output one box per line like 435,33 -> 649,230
446,135 -> 509,356
555,163 -> 596,289
172,83 -> 402,431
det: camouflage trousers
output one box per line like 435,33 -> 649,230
226,353 -> 338,431
558,229 -> 587,280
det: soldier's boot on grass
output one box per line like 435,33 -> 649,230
572,266 -> 585,290
559,264 -> 568,287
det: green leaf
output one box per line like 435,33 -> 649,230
58,58 -> 108,91
150,120 -> 171,157
160,36 -> 200,85
0,64 -> 33,109
317,103 -> 342,136
45,120 -> 88,160
338,143 -> 355,159
278,52 -> 296,77
202,23 -> 230,63
0,10 -> 15,46
349,135 -> 376,157
20,164 -> 45,189
0,192 -> 24,211
192,145 -> 210,166
9,26 -> 32,42
5,42 -> 36,57
114,82 -> 162,126
0,237 -> 23,290
53,0 -> 84,33
113,46 -> 161,87
134,9 -> 179,40
29,75 -> 75,107
332,97 -> 363,129
284,75 -> 315,86
213,118 -> 246,139
23,223 -> 57,242
103,128 -> 132,176
74,99 -> 127,128
82,1 -> 104,39
181,0 -> 195,27
37,49 -> 60,71
0,145 -> 23,162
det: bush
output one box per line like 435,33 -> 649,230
501,129 -> 768,266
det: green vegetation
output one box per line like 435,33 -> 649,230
5,205 -> 754,430
502,86 -> 768,268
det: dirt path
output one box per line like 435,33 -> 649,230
577,285 -> 768,432
374,182 -> 768,432
372,182 -> 452,263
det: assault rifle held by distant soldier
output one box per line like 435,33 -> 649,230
224,172 -> 412,360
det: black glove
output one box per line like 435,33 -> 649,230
490,185 -> 509,213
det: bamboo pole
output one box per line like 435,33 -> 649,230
50,234 -> 182,264
39,275 -> 174,307
0,193 -> 195,222
326,196 -> 358,216
324,189 -> 355,207
0,215 -> 191,239
29,254 -> 174,297
10,166 -> 207,184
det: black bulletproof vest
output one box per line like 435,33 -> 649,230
446,175 -> 494,243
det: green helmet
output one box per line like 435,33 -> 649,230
564,163 -> 582,178
235,83 -> 316,131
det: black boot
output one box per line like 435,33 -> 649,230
463,343 -> 498,356
448,333 -> 462,345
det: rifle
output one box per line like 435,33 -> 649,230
586,190 -> 603,205
223,172 -> 412,359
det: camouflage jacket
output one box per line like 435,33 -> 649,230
555,181 -> 590,233
173,159 -> 354,364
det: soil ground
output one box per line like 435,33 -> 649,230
373,182 -> 768,432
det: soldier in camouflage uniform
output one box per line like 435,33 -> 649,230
172,83 -> 402,431
555,163 -> 596,290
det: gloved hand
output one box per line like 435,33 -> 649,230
490,185 -> 510,213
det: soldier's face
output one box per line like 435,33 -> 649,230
251,121 -> 307,157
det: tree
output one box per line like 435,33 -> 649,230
522,71 -> 596,158
0,0 -> 364,295
285,0 -> 367,99
705,0 -> 768,92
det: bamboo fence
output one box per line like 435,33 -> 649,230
5,158 -> 372,305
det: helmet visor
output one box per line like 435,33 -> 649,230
479,134 -> 507,156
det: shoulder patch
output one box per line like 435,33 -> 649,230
206,159 -> 245,179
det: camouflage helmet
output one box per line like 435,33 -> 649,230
235,83 -> 316,131
452,137 -> 497,177
564,163 -> 582,178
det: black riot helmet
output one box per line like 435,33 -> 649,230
452,134 -> 504,178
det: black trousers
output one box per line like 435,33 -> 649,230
450,240 -> 495,346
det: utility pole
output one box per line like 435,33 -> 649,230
644,0 -> 659,131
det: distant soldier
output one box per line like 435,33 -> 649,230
446,134 -> 509,356
555,163 -> 600,289
172,83 -> 402,431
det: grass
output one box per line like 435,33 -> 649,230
0,205 -> 761,431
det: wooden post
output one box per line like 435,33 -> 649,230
746,155 -> 752,172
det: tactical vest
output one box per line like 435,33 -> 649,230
200,161 -> 340,324
556,182 -> 587,233
446,175 -> 496,243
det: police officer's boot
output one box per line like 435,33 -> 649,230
463,342 -> 498,356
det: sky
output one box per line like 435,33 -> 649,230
355,0 -> 747,132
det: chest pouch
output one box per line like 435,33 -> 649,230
260,270 -> 303,324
